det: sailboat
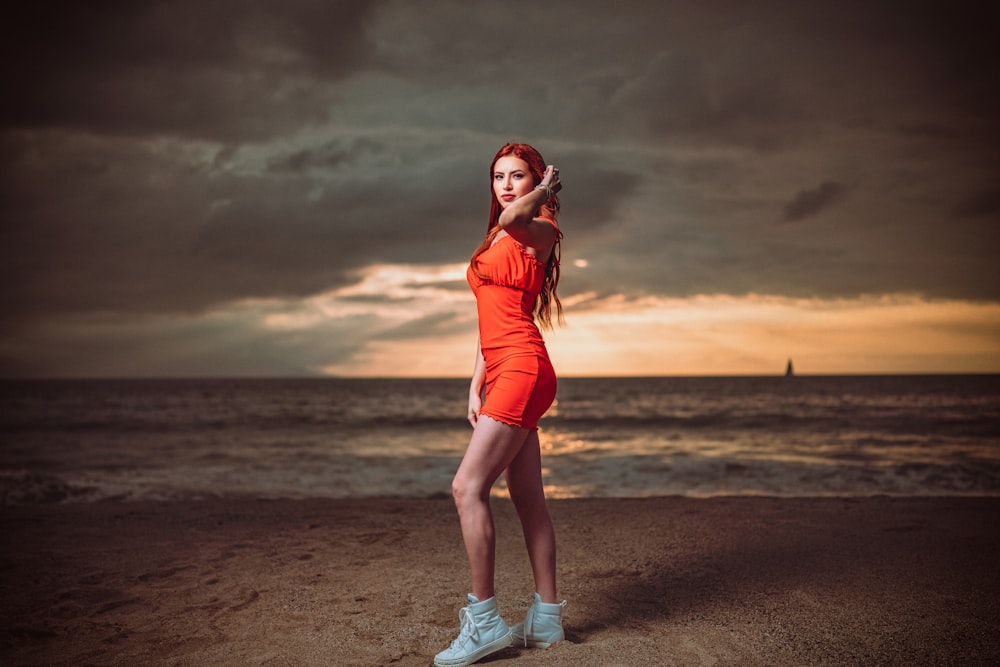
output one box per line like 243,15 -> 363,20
785,359 -> 794,377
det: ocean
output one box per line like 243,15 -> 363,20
1,375 -> 998,504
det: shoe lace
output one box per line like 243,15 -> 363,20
449,607 -> 479,650
521,604 -> 536,647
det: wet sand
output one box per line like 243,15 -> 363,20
2,496 -> 998,666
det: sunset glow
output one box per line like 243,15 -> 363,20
252,264 -> 1000,378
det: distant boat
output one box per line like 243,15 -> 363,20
785,359 -> 794,376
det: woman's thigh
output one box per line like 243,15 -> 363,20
454,415 -> 530,496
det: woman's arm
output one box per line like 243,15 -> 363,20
468,340 -> 486,427
498,165 -> 561,253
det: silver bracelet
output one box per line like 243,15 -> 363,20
534,184 -> 553,202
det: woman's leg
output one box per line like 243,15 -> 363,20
504,430 -> 558,603
452,415 -> 531,601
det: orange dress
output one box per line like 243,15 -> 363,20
467,225 -> 559,430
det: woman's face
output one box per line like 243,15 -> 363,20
492,156 -> 534,209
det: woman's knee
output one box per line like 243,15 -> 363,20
451,473 -> 488,510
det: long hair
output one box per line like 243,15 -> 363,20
470,143 -> 564,329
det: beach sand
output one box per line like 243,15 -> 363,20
2,496 -> 998,666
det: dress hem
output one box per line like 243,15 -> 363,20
477,410 -> 537,432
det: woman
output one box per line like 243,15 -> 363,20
434,143 -> 567,667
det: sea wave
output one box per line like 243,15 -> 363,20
2,376 -> 998,503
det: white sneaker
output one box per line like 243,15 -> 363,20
434,594 -> 513,667
510,592 -> 566,649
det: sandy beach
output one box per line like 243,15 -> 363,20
2,496 -> 998,666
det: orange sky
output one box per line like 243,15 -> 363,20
254,263 -> 1000,377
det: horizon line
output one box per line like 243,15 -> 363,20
2,371 -> 999,382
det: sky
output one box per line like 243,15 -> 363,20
1,0 -> 998,378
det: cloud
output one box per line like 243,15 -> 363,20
0,305 -> 373,378
0,124 -> 645,333
0,1 -> 382,140
0,261 -> 477,377
953,188 -> 1000,218
1,1 -> 998,376
266,136 -> 385,174
0,132 -> 361,327
782,181 -> 850,222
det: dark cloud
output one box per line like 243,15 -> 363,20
953,188 -> 1000,219
372,312 -> 470,343
782,182 -> 850,223
1,0 -> 998,375
0,125 -> 643,332
1,1 -> 381,140
0,132 -> 345,323
267,137 -> 384,174
597,50 -> 797,150
0,309 -> 375,378
563,1 -> 1000,151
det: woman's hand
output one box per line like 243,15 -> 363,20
468,389 -> 482,428
539,164 -> 562,196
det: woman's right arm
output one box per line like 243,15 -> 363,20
468,340 -> 486,427
497,165 -> 561,257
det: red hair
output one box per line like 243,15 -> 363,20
471,143 -> 563,329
